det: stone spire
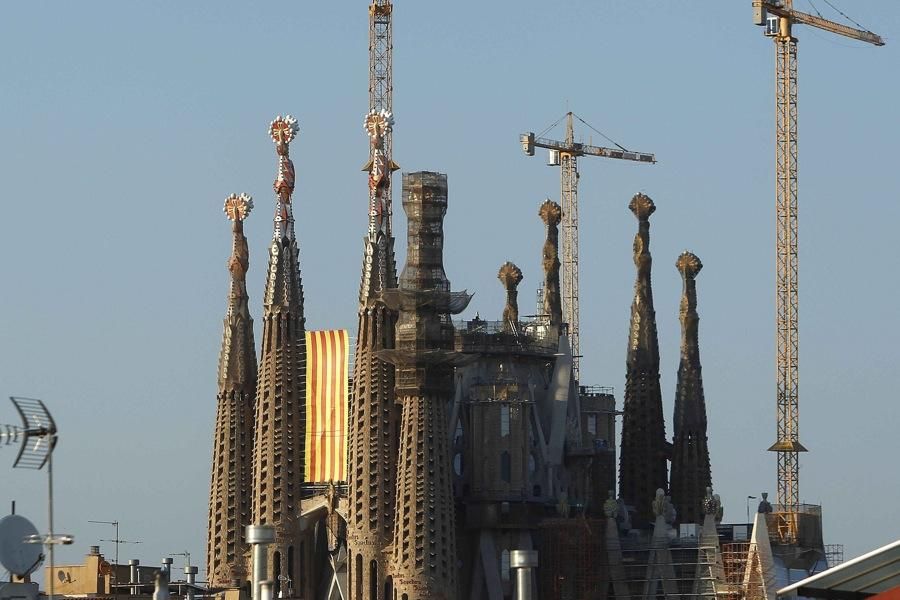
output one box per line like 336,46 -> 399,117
207,194 -> 257,588
539,200 -> 563,334
346,110 -> 401,600
670,251 -> 712,525
619,193 -> 669,527
380,172 -> 470,600
250,115 -> 307,591
498,262 -> 523,332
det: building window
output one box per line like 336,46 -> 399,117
587,414 -> 597,435
355,554 -> 363,600
453,453 -> 462,476
273,552 -> 281,598
287,546 -> 295,582
500,405 -> 510,437
500,451 -> 511,483
501,549 -> 510,582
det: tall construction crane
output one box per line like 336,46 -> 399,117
369,0 -> 395,233
752,0 -> 883,543
521,112 -> 655,380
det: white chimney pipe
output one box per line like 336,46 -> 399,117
259,581 -> 274,600
129,559 -> 140,595
184,566 -> 198,600
510,550 -> 539,600
246,525 -> 276,600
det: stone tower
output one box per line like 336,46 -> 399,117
498,261 -> 523,332
250,115 -> 307,589
207,193 -> 257,587
670,251 -> 712,525
347,109 -> 401,600
619,193 -> 669,527
539,200 -> 564,337
380,172 -> 470,600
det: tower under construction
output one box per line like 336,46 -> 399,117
250,115 -> 308,593
380,172 -> 470,600
669,251 -> 712,526
207,193 -> 258,588
619,193 -> 669,527
345,2 -> 400,595
346,109 -> 400,599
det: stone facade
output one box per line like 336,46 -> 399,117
207,194 -> 257,587
250,116 -> 308,595
347,109 -> 401,600
670,252 -> 712,525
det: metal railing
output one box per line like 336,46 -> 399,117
579,385 -> 615,396
452,319 -> 557,352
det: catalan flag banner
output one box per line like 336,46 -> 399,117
304,329 -> 349,483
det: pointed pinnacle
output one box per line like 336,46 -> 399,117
676,251 -> 702,280
629,192 -> 656,221
539,199 -> 562,226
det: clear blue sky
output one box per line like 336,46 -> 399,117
2,1 -> 898,579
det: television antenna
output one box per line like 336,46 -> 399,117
91,520 -> 144,600
1,397 -> 73,600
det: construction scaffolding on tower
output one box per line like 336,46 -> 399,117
535,519 -> 759,600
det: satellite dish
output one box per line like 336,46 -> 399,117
0,514 -> 44,577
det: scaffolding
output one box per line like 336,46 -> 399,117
534,521 -> 772,600
824,544 -> 845,569
721,542 -> 772,600
538,519 -> 606,600
452,318 -> 558,355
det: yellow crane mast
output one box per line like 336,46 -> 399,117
521,113 -> 655,381
752,0 -> 883,543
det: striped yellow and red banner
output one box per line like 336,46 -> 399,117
304,329 -> 349,483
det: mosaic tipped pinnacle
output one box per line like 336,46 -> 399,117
268,114 -> 299,144
364,109 -> 394,138
223,193 -> 254,222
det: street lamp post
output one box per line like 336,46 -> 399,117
746,495 -> 758,523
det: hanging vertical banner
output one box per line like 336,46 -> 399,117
304,329 -> 349,482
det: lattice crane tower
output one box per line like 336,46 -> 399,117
752,0 -> 883,543
521,112 -> 655,380
370,0 -> 394,233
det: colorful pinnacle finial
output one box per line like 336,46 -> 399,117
224,193 -> 254,222
270,114 -> 298,230
268,115 -> 299,144
364,109 -> 394,140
